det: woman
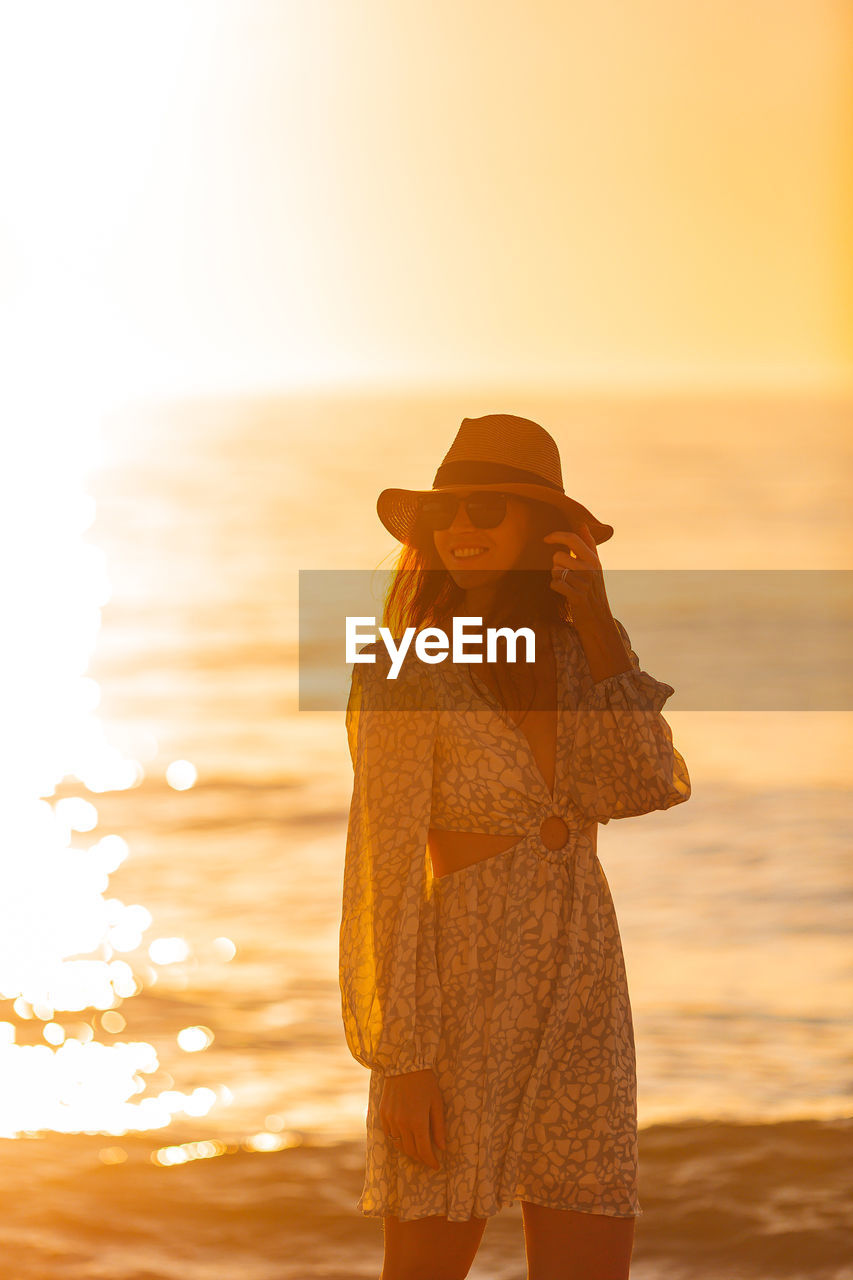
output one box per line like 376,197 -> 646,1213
340,414 -> 691,1280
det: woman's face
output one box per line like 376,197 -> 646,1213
431,490 -> 535,589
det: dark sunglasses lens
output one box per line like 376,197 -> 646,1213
420,494 -> 457,530
419,491 -> 508,531
467,493 -> 507,527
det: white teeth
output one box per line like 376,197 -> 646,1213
452,547 -> 488,558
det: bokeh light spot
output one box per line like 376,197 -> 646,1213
165,760 -> 197,791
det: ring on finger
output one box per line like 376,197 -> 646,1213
559,567 -> 571,582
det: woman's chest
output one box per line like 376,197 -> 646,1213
510,707 -> 558,796
432,705 -> 561,807
435,648 -> 560,794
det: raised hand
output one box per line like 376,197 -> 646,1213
544,522 -> 611,622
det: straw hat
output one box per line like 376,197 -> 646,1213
377,413 -> 614,546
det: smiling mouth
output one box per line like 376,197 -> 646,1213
451,546 -> 489,559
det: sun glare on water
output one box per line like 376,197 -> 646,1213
0,0 -> 235,1142
0,387 -> 216,1141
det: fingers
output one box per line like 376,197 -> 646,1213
543,522 -> 597,557
544,536 -> 597,568
390,1119 -> 440,1169
549,559 -> 601,607
546,521 -> 601,609
379,1078 -> 444,1170
549,554 -> 600,586
549,574 -> 595,607
551,550 -> 597,572
431,1094 -> 446,1153
577,522 -> 597,551
414,1119 -> 441,1170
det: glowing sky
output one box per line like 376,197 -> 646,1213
0,0 -> 850,396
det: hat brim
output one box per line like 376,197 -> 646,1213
377,483 -> 614,547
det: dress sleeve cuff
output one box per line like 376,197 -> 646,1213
378,1052 -> 437,1077
584,666 -> 675,716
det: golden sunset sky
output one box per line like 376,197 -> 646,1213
0,0 -> 850,398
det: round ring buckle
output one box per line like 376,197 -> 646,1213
539,814 -> 570,850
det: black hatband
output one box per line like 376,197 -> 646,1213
431,460 -> 564,490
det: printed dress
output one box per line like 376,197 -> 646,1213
340,618 -> 691,1223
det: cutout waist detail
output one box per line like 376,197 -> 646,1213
428,826 -> 527,880
428,811 -> 584,880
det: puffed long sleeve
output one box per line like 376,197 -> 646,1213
339,644 -> 442,1076
567,617 -> 691,825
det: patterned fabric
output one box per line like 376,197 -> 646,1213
340,619 -> 691,1222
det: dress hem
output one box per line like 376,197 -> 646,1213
358,1187 -> 643,1223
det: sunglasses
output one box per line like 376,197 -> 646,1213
418,490 -> 510,532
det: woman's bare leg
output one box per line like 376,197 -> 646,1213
381,1213 -> 488,1280
521,1201 -> 635,1280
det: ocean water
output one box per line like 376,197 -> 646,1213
13,388 -> 851,1278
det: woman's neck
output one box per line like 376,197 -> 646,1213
456,597 -> 553,668
462,584 -> 498,617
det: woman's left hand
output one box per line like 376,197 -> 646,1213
544,522 -> 611,621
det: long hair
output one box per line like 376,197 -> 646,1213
381,497 -> 575,716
